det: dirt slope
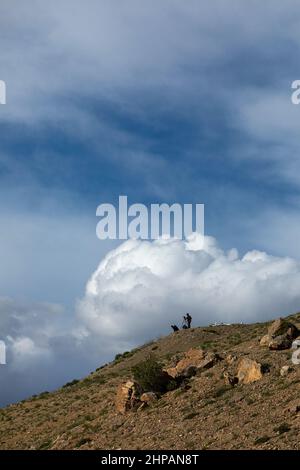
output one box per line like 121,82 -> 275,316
0,313 -> 300,450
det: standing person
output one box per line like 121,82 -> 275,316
182,315 -> 188,329
186,313 -> 192,328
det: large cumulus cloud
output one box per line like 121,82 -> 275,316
2,234 -> 300,407
78,235 -> 300,346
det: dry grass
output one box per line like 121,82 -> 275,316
0,313 -> 300,450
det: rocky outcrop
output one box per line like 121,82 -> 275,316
236,358 -> 263,384
268,318 -> 299,340
200,352 -> 223,370
115,381 -> 142,414
269,335 -> 292,351
165,348 -> 204,378
259,318 -> 299,351
165,349 -> 222,379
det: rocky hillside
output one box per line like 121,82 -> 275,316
0,314 -> 300,450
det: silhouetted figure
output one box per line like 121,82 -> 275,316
171,324 -> 179,332
186,313 -> 192,329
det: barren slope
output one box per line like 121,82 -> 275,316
0,313 -> 300,450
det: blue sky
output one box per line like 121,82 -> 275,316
1,0 -> 300,405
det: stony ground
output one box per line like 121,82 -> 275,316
0,313 -> 300,450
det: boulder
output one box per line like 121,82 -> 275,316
223,371 -> 238,387
287,401 -> 300,414
268,318 -> 299,339
236,358 -> 263,384
280,365 -> 293,377
140,392 -> 158,404
292,338 -> 300,349
286,324 -> 299,339
115,381 -> 142,414
259,335 -> 271,347
164,348 -> 205,378
198,352 -> 222,371
165,349 -> 222,378
164,367 -> 178,379
180,365 -> 198,379
269,335 -> 292,351
175,348 -> 205,374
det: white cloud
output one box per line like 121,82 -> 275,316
1,0 -> 299,126
78,235 -> 300,345
8,337 -> 52,370
0,296 -> 105,406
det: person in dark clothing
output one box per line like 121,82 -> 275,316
186,313 -> 192,328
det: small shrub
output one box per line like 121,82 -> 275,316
38,439 -> 52,450
92,376 -> 106,385
114,350 -> 134,362
261,363 -> 271,373
122,351 -> 131,358
254,435 -> 271,445
164,353 -> 173,361
183,411 -> 199,420
274,423 -> 291,435
245,397 -> 254,405
62,379 -> 79,388
213,386 -> 230,398
75,437 -> 92,448
173,389 -> 185,397
165,379 -> 178,392
132,355 -> 173,393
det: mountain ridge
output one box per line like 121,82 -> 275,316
1,312 -> 300,450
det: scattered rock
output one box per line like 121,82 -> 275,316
115,381 -> 142,414
140,392 -> 158,404
292,338 -> 300,349
259,335 -> 271,347
269,335 -> 292,351
180,365 -> 198,378
225,354 -> 237,365
223,371 -> 238,387
287,401 -> 300,414
168,353 -> 184,367
199,352 -> 223,371
165,349 -> 223,379
236,358 -> 263,384
164,367 -> 178,379
180,382 -> 192,391
280,365 -> 293,377
175,348 -> 205,373
164,348 -> 205,378
268,318 -> 299,339
260,318 -> 299,351
231,392 -> 244,403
